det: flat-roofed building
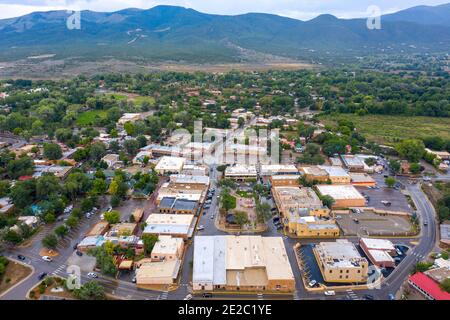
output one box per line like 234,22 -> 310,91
314,239 -> 369,283
155,156 -> 186,174
408,272 -> 450,300
440,222 -> 450,248
316,184 -> 366,209
341,155 -> 365,172
330,157 -> 343,167
300,166 -> 351,184
136,259 -> 181,286
359,238 -> 396,268
349,173 -> 376,187
142,144 -> 182,158
425,148 -> 450,161
101,154 -> 122,169
158,197 -> 199,215
85,221 -> 110,237
260,165 -> 299,176
225,165 -> 257,181
269,175 -> 300,187
151,235 -> 184,262
169,174 -> 210,187
181,164 -> 209,176
286,215 -> 339,238
143,214 -> 195,239
118,113 -> 144,126
193,236 -> 295,292
272,186 -> 330,218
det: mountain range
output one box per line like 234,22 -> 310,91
0,4 -> 449,63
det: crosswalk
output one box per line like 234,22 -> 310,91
346,289 -> 359,300
158,291 -> 169,300
52,264 -> 67,276
257,293 -> 264,300
293,290 -> 300,300
411,251 -> 426,260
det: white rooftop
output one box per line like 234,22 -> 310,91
316,184 -> 365,200
360,238 -> 395,251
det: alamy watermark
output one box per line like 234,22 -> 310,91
366,5 -> 382,30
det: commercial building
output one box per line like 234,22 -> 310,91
314,240 -> 369,283
155,156 -> 186,174
440,221 -> 450,248
408,272 -> 450,300
301,166 -> 351,184
269,175 -> 300,187
359,238 -> 396,268
85,221 -> 110,237
151,235 -> 184,262
193,236 -> 295,292
169,174 -> 210,187
108,223 -> 138,237
316,185 -> 366,209
225,165 -> 257,181
143,214 -> 195,239
136,259 -> 181,286
158,197 -> 199,215
132,151 -> 152,164
272,186 -> 330,218
349,173 -> 376,187
260,165 -> 299,176
101,154 -> 122,169
341,155 -> 365,172
286,215 -> 339,238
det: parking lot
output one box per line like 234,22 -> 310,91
336,210 -> 413,236
358,173 -> 412,213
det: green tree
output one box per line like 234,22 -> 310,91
43,143 -> 62,160
395,139 -> 425,162
320,195 -> 335,209
73,281 -> 106,300
440,278 -> 450,293
142,234 -> 158,255
385,177 -> 397,188
103,210 -> 120,224
220,191 -> 237,212
42,233 -> 58,249
255,202 -> 272,223
234,211 -> 249,227
54,225 -> 69,238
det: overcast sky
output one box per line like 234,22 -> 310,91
0,0 -> 448,20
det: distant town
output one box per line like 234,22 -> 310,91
0,67 -> 449,301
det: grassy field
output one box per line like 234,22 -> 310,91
319,114 -> 450,145
76,110 -> 108,126
133,96 -> 155,106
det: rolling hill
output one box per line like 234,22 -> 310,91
0,4 -> 449,63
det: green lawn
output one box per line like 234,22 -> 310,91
76,110 -> 108,126
133,96 -> 155,106
319,114 -> 450,145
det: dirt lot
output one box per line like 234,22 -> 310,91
336,210 -> 413,236
0,259 -> 33,295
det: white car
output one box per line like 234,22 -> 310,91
308,280 -> 317,287
183,294 -> 193,300
197,225 -> 205,231
87,272 -> 98,278
42,256 -> 52,262
324,291 -> 335,296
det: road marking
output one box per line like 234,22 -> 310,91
158,291 -> 169,300
257,293 -> 264,300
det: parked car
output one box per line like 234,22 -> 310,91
87,272 -> 98,278
106,206 -> 113,212
308,280 -> 317,287
38,272 -> 48,280
76,251 -> 83,257
197,225 -> 205,231
17,254 -> 26,261
42,256 -> 52,262
132,276 -> 136,283
364,294 -> 374,300
324,291 -> 335,296
184,294 -> 193,300
423,221 -> 428,226
73,243 -> 79,250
